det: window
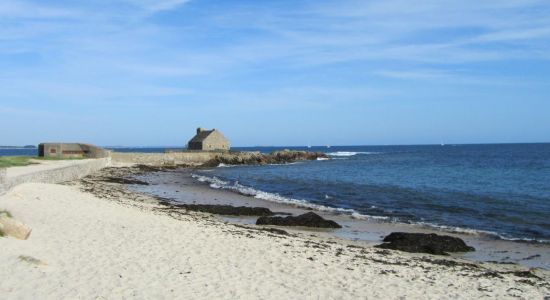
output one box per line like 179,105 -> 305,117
50,148 -> 57,154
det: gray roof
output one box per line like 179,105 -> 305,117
189,130 -> 215,143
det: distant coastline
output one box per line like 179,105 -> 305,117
0,145 -> 36,149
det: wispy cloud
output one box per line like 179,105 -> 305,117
1,0 -> 549,145
134,0 -> 190,12
0,0 -> 81,19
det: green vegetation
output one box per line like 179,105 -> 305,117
0,156 -> 86,168
0,210 -> 11,238
18,255 -> 45,265
0,156 -> 35,168
0,210 -> 12,218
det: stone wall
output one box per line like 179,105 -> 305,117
0,158 -> 111,196
202,130 -> 230,151
111,152 -> 219,166
0,168 -> 6,195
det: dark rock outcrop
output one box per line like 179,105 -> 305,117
173,204 -> 274,216
98,177 -> 150,185
375,232 -> 475,255
203,150 -> 329,167
256,212 -> 342,228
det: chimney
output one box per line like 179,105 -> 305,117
197,127 -> 205,134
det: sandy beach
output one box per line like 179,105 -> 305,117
1,166 -> 549,299
132,167 -> 550,270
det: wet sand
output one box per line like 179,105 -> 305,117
131,168 -> 550,270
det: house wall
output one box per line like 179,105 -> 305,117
203,132 -> 230,151
188,142 -> 205,151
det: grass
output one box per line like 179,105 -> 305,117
0,156 -> 86,168
0,210 -> 12,218
0,156 -> 34,168
0,210 -> 11,238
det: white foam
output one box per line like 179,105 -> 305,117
327,151 -> 378,157
193,175 -> 229,189
411,222 -> 550,243
317,157 -> 330,161
218,163 -> 236,168
190,173 -> 550,244
191,173 -> 387,221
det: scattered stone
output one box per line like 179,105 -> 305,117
256,212 -> 342,229
375,232 -> 475,255
421,258 -> 480,270
257,227 -> 288,235
135,164 -> 187,172
507,270 -> 541,279
172,204 -> 274,216
0,214 -> 32,240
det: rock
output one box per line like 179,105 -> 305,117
174,204 -> 274,216
375,232 -> 475,255
98,177 -> 149,185
0,215 -> 32,240
203,150 -> 330,167
256,212 -> 342,228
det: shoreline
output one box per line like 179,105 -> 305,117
1,164 -> 549,298
130,167 -> 550,270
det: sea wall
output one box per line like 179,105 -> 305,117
111,152 -> 218,166
111,150 -> 329,167
0,158 -> 111,195
0,168 -> 6,195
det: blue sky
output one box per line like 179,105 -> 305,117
1,0 -> 549,146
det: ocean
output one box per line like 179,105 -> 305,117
193,144 -> 550,243
3,143 -> 549,243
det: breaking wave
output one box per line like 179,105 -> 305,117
191,173 -> 550,244
191,174 -> 389,220
327,151 -> 379,157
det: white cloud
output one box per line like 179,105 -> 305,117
0,0 -> 549,108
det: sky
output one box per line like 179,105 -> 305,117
1,0 -> 549,147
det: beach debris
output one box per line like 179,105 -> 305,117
18,255 -> 47,266
169,204 -> 274,216
256,212 -> 342,228
375,232 -> 475,255
520,254 -> 541,261
96,176 -> 149,185
0,212 -> 32,240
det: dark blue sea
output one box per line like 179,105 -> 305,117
3,144 -> 549,243
194,144 -> 550,243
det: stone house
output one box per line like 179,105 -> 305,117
38,143 -> 110,159
187,128 -> 230,151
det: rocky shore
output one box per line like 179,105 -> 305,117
204,150 -> 329,166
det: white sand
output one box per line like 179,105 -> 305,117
5,159 -> 99,178
1,182 -> 548,299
